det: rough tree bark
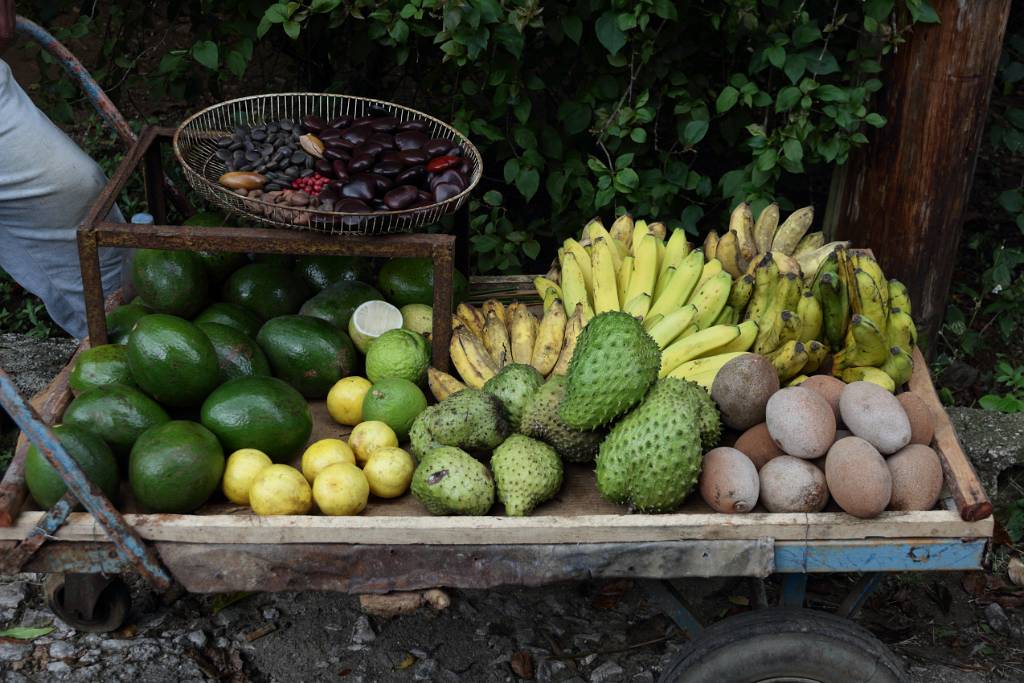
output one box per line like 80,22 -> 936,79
825,0 -> 1012,352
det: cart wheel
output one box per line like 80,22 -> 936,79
45,573 -> 131,633
658,608 -> 906,683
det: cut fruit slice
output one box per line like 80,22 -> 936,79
349,300 -> 404,354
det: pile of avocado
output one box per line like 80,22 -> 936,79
28,214 -> 466,515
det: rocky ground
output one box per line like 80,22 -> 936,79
1,336 -> 1024,683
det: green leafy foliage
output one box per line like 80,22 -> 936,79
19,0 -> 939,273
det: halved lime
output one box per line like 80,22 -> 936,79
348,300 -> 404,354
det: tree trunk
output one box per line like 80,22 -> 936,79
825,0 -> 1011,352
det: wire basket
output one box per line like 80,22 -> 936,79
173,93 -> 482,235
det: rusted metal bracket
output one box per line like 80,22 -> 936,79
1,490 -> 77,573
0,370 -> 172,589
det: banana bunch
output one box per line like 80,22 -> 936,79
429,297 -> 584,401
533,215 -> 758,379
819,247 -> 917,392
705,203 -> 848,283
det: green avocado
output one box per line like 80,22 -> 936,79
62,383 -> 170,458
222,263 -> 311,321
126,314 -> 221,408
200,376 -> 312,463
129,420 -> 225,513
377,257 -> 467,307
69,344 -> 136,395
182,211 -> 249,283
298,280 -> 381,330
106,303 -> 152,344
294,255 -> 374,291
198,322 -> 271,383
193,302 -> 264,339
25,424 -> 119,508
131,249 -> 209,318
256,315 -> 357,398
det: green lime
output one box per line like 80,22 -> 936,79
364,329 -> 430,385
348,300 -> 404,354
400,304 -> 433,337
361,378 -> 428,441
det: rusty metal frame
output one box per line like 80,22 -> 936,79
76,126 -> 456,371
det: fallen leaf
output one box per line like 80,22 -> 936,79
0,626 -> 54,640
396,654 -> 416,670
1008,558 -> 1024,587
511,650 -> 534,680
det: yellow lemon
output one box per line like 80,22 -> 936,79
362,447 -> 415,498
249,464 -> 312,515
222,448 -> 273,505
348,420 -> 398,466
313,463 -> 369,516
327,376 -> 373,426
301,438 -> 356,483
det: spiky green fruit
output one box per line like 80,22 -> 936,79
674,380 -> 721,450
483,363 -> 544,431
596,378 -> 704,512
520,376 -> 604,463
408,389 -> 510,459
559,311 -> 660,430
411,446 -> 494,515
491,435 -> 563,516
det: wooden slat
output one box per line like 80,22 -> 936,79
908,346 -> 992,521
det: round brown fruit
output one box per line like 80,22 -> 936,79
824,436 -> 892,519
758,455 -> 829,513
799,375 -> 845,425
896,392 -> 935,446
733,423 -> 785,471
710,354 -> 780,431
699,447 -> 760,513
887,444 -> 943,511
839,382 -> 911,455
765,387 -> 836,459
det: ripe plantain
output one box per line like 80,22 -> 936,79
551,303 -> 585,376
482,299 -> 506,326
450,327 -> 499,389
509,303 -> 538,366
456,302 -> 486,340
730,202 -> 758,264
754,203 -> 780,254
609,214 -> 635,250
647,221 -> 667,241
793,231 -> 825,257
428,367 -> 467,401
533,276 -> 562,303
482,309 -> 512,367
717,229 -> 746,278
703,229 -> 720,260
531,299 -> 566,376
771,206 -> 814,256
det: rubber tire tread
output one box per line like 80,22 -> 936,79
657,607 -> 907,683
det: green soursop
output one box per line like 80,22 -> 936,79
521,376 -> 604,463
408,389 -> 510,459
559,311 -> 660,430
674,380 -> 721,450
491,435 -> 564,516
411,446 -> 494,515
483,363 -> 544,431
595,378 -> 704,512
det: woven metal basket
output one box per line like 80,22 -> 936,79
173,93 -> 482,235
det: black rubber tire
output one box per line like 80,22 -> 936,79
45,574 -> 132,633
658,608 -> 907,683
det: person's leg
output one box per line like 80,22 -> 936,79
0,59 -> 124,338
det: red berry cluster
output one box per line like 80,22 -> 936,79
291,173 -> 330,196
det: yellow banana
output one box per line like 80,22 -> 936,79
880,346 -> 914,387
841,366 -> 896,392
582,216 -> 604,242
717,229 -> 746,278
623,293 -> 652,319
852,268 -> 888,325
730,202 -> 757,264
766,340 -> 809,382
450,327 -> 499,389
787,374 -> 810,387
667,352 -> 753,388
771,205 -> 814,256
753,272 -> 799,354
647,304 -> 699,348
482,299 -> 506,326
631,219 -> 650,255
795,241 -> 848,282
832,314 -> 888,371
509,303 -> 538,366
542,287 -> 561,313
451,315 -> 465,332
456,302 -> 486,340
709,319 -> 758,355
533,276 -> 562,303
778,309 -> 802,346
531,299 -> 566,376
850,251 -> 887,308
428,367 -> 467,401
693,258 -> 724,294
796,289 -> 823,341
654,237 -> 666,275
648,221 -> 667,241
886,307 -> 917,351
624,233 -> 658,305
754,203 -> 780,254
744,254 -> 778,323
802,340 -> 829,374
654,266 -> 676,301
728,274 -> 755,311
658,229 -> 691,291
560,252 -> 592,320
562,238 -> 593,295
660,324 -> 742,377
617,254 -> 634,308
591,237 -> 620,314
482,309 -> 512,367
689,271 -> 733,329
551,303 -> 585,376
888,279 -> 911,315
647,249 -> 704,320
610,214 -> 635,251
587,219 -> 624,270
793,231 -> 825,257
703,229 -> 719,260
771,251 -> 802,278
714,305 -> 737,326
